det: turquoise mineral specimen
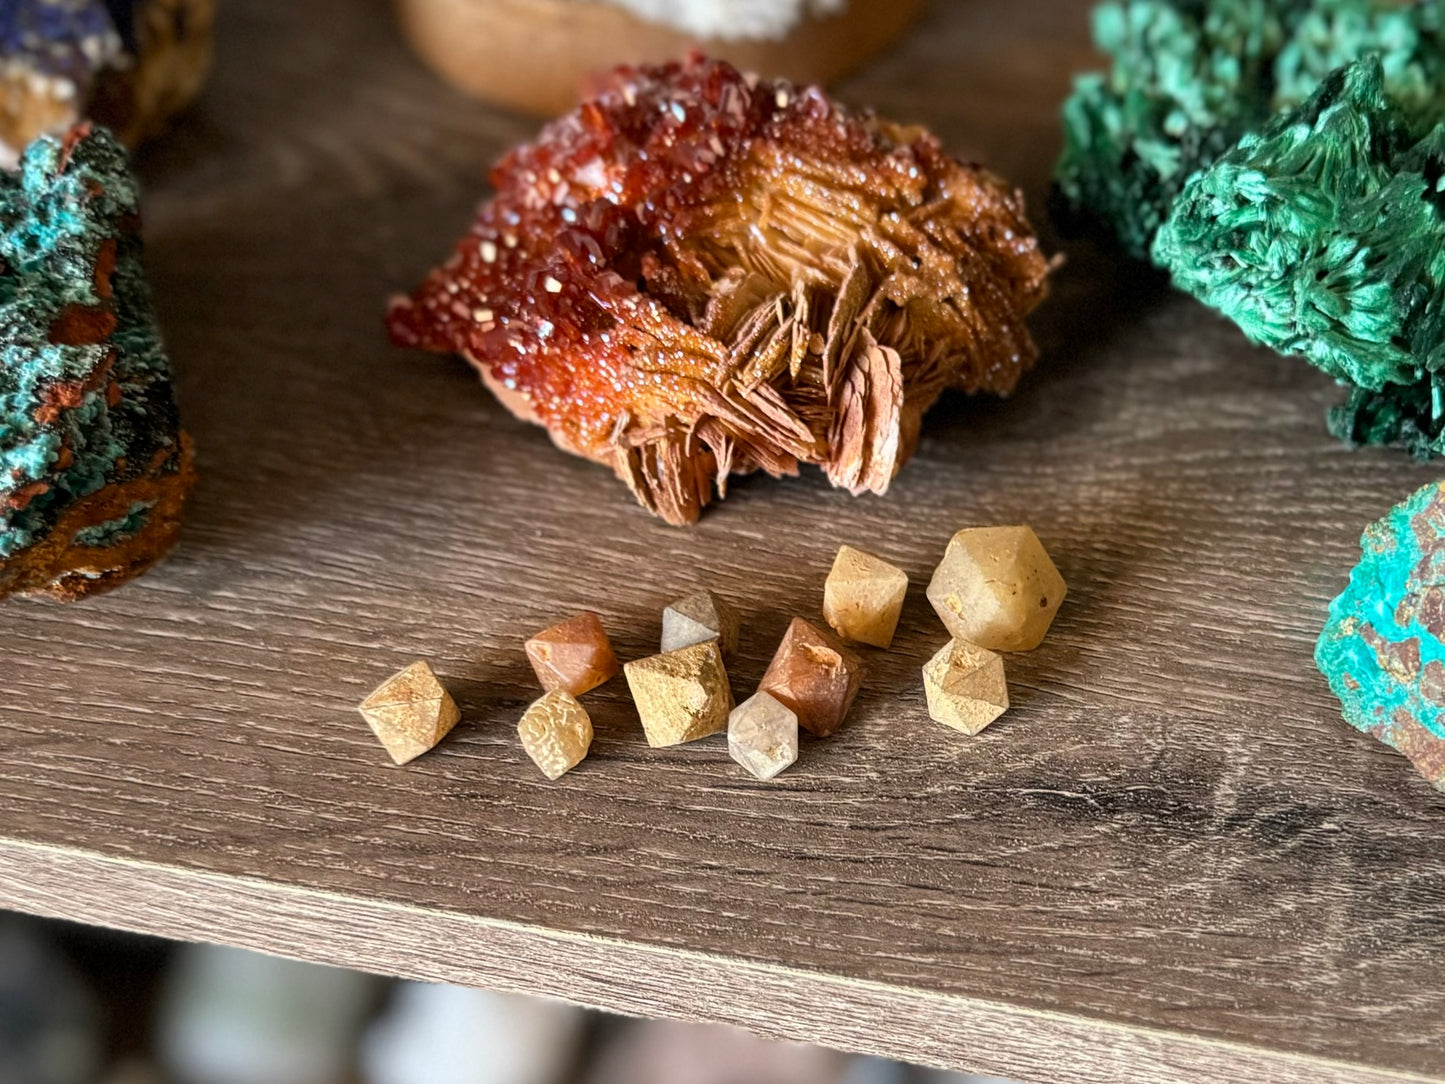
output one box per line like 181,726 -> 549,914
1155,59 -> 1445,456
1054,0 -> 1444,261
0,123 -> 193,599
1317,480 -> 1445,793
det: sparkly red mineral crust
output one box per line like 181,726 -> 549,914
388,55 -> 1052,525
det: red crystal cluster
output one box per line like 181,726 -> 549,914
388,55 -> 1051,525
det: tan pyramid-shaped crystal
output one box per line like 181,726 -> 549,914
525,612 -> 619,695
518,690 -> 593,780
358,660 -> 461,765
728,691 -> 799,781
661,589 -> 739,656
926,526 -> 1066,651
922,639 -> 1009,735
624,640 -> 733,747
758,618 -> 865,737
823,545 -> 909,648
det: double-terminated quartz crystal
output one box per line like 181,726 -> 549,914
927,526 -> 1066,652
823,545 -> 908,648
358,661 -> 461,765
518,690 -> 594,780
661,589 -> 739,656
625,639 -> 733,747
388,55 -> 1051,525
728,691 -> 798,781
759,617 -> 864,737
922,639 -> 1009,735
525,612 -> 620,696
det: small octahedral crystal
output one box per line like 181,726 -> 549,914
1054,0 -> 1444,260
0,124 -> 194,600
922,639 -> 1009,735
358,661 -> 461,765
758,617 -> 864,737
624,640 -> 733,747
525,612 -> 620,696
388,54 -> 1052,525
661,589 -> 739,656
0,0 -> 216,164
927,526 -> 1065,652
1316,481 -> 1445,793
1156,59 -> 1445,459
518,690 -> 593,780
823,544 -> 908,648
728,691 -> 798,781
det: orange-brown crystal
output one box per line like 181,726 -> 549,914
388,55 -> 1051,524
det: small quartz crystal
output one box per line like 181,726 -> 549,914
518,690 -> 593,780
922,639 -> 1009,735
728,692 -> 799,781
525,612 -> 620,696
926,526 -> 1066,651
624,640 -> 733,747
661,589 -> 739,656
358,660 -> 461,765
823,545 -> 909,648
758,618 -> 865,737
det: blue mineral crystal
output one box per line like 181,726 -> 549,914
1316,480 -> 1445,793
0,0 -> 214,164
0,124 -> 193,599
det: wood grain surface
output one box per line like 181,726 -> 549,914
2,1 -> 1444,1082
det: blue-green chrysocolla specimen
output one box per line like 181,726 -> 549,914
0,124 -> 193,600
1316,479 -> 1445,793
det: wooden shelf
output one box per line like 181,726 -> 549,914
1,1 -> 1442,1081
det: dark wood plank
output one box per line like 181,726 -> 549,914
2,1 -> 1444,1081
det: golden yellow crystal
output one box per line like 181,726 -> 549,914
518,690 -> 593,780
922,639 -> 1009,735
926,526 -> 1066,651
823,545 -> 909,648
358,660 -> 461,765
623,640 -> 733,747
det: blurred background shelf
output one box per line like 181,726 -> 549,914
0,1 -> 1442,1083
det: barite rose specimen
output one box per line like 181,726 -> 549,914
525,612 -> 620,695
624,639 -> 733,747
0,124 -> 194,600
388,54 -> 1052,525
823,544 -> 908,648
728,691 -> 798,781
518,690 -> 594,780
922,639 -> 1009,735
661,588 -> 739,656
1316,481 -> 1445,793
0,0 -> 216,164
758,617 -> 864,737
927,526 -> 1066,652
358,661 -> 461,765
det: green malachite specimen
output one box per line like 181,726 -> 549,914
0,124 -> 194,600
1317,480 -> 1445,793
1054,0 -> 1444,260
1155,59 -> 1445,456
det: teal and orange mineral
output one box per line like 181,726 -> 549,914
1317,481 -> 1445,793
0,124 -> 194,600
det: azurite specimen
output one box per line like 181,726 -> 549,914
0,124 -> 194,600
388,56 -> 1051,526
1317,480 -> 1445,793
1054,0 -> 1443,261
0,0 -> 216,165
1155,59 -> 1445,456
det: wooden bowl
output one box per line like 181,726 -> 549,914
394,0 -> 923,116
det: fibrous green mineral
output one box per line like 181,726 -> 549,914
1316,480 -> 1445,793
1054,0 -> 1444,260
1155,58 -> 1445,456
